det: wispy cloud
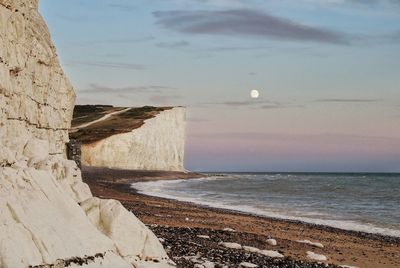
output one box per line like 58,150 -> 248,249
108,3 -> 136,12
156,41 -> 191,49
63,36 -> 154,48
80,84 -> 174,94
153,9 -> 350,44
315,98 -> 381,103
65,61 -> 147,70
103,36 -> 155,44
148,95 -> 183,104
220,100 -> 278,106
198,99 -> 305,109
296,0 -> 400,7
384,30 -> 400,41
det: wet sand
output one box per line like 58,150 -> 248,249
82,166 -> 400,268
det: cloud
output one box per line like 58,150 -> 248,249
148,95 -> 183,104
201,45 -> 273,51
103,36 -> 155,44
315,98 -> 381,103
80,84 -> 174,94
153,9 -> 350,44
299,0 -> 400,7
69,36 -> 155,48
385,30 -> 400,41
156,41 -> 191,48
108,3 -> 136,11
65,61 -> 147,70
198,99 -> 304,109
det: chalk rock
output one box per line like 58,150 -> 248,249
197,235 -> 210,239
307,251 -> 327,261
242,246 -> 260,253
266,238 -> 277,246
259,250 -> 284,258
23,138 -> 49,166
240,262 -> 258,268
219,242 -> 242,249
297,239 -> 324,248
81,197 -> 169,265
0,1 -> 173,267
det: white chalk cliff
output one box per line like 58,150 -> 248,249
81,107 -> 186,172
0,1 -> 174,267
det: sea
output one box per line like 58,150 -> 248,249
131,173 -> 400,237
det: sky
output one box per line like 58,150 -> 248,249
39,0 -> 400,172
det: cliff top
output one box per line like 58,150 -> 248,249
70,105 -> 174,144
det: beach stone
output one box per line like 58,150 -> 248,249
219,242 -> 242,249
266,238 -> 277,246
297,239 -> 324,248
240,262 -> 258,267
307,251 -> 328,261
203,260 -> 215,268
197,235 -> 210,239
259,250 -> 284,258
243,246 -> 260,253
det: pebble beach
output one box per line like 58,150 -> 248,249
82,167 -> 400,268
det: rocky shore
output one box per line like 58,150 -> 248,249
150,225 -> 341,268
82,167 -> 400,268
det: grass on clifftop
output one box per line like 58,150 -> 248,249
70,105 -> 172,144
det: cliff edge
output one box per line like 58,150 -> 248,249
0,1 -> 173,267
70,105 -> 186,172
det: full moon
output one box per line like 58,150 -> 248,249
250,89 -> 260,99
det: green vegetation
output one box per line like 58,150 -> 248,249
70,105 -> 172,144
72,105 -> 121,127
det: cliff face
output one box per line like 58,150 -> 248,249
0,0 -> 74,158
0,1 -> 173,267
80,107 -> 186,171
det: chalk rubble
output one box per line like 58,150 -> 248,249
307,251 -> 328,261
242,246 -> 260,253
219,242 -> 242,249
297,239 -> 324,248
259,250 -> 284,258
240,262 -> 258,268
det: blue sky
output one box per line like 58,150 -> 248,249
40,0 -> 400,172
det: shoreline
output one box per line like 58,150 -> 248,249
82,166 -> 400,268
133,190 -> 400,244
131,178 -> 400,241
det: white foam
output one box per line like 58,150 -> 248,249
131,179 -> 400,238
